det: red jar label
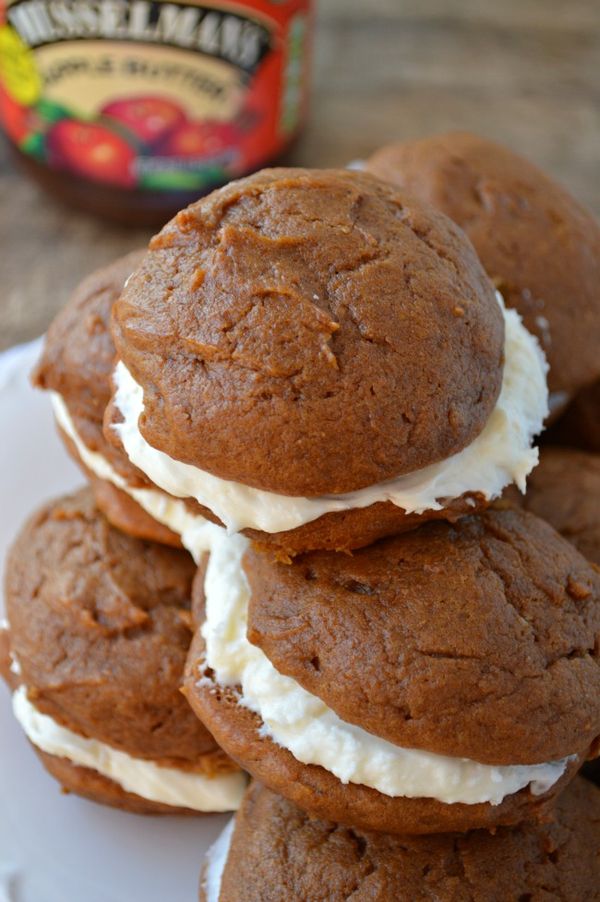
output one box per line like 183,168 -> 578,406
0,0 -> 311,191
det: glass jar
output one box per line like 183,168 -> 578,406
0,0 -> 312,225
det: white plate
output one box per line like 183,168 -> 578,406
0,339 -> 229,902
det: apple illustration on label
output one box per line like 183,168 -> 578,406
158,119 -> 241,158
47,121 -> 136,187
101,96 -> 187,147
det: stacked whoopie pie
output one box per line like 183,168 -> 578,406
2,155 -> 599,898
0,257 -> 246,816
60,165 -> 595,896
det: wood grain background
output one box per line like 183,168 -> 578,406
1,0 -> 598,350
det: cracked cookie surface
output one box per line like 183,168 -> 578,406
33,249 -> 148,488
367,131 -> 600,400
112,168 -> 504,495
202,779 -> 600,902
244,507 -> 600,765
4,488 -> 219,764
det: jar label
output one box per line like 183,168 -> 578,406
0,0 -> 311,191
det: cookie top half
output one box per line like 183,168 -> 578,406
33,249 -> 146,485
112,168 -> 504,496
367,131 -> 600,399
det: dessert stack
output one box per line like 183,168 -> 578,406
2,144 -> 600,899
0,256 -> 247,817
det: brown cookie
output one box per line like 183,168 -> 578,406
2,488 -> 242,813
511,447 -> 600,566
200,779 -> 600,902
32,750 -> 201,816
185,508 -> 600,834
32,250 -> 183,547
112,167 -> 504,496
242,494 -> 490,557
505,448 -> 600,786
2,625 -> 224,815
366,131 -> 600,401
244,508 -> 600,765
104,389 -> 493,553
185,648 -> 581,836
58,424 -> 183,548
36,252 -> 492,558
82,466 -> 182,548
33,249 -> 147,488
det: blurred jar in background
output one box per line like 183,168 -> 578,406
0,0 -> 312,225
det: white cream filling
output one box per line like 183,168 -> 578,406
203,817 -> 235,902
50,392 -> 221,563
200,530 -> 569,807
112,298 -> 548,535
12,686 -> 246,812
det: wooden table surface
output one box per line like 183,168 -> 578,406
1,0 -> 598,351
